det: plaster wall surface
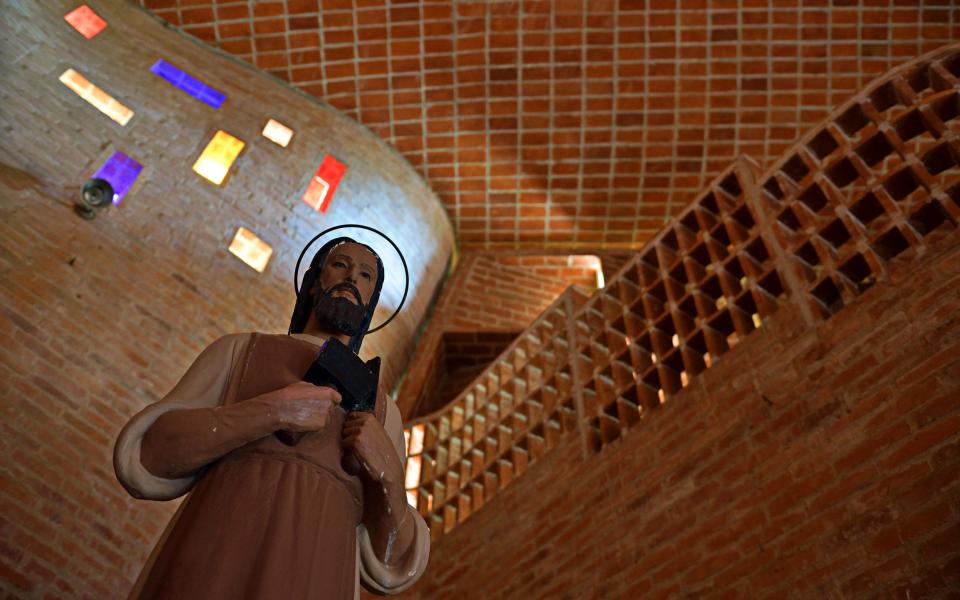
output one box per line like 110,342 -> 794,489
0,1 -> 451,596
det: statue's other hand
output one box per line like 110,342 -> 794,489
262,381 -> 342,433
342,413 -> 405,492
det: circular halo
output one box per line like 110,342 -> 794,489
294,223 -> 409,334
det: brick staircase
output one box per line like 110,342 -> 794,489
400,43 -> 960,542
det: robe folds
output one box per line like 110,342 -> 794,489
114,333 -> 430,599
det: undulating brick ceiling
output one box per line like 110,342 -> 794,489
140,0 -> 959,250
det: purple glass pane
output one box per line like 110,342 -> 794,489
149,58 -> 225,109
92,151 -> 143,205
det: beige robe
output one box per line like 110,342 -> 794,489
114,332 -> 429,598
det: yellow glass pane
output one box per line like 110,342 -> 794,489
193,130 -> 245,185
228,227 -> 272,272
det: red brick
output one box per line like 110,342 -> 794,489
881,415 -> 960,470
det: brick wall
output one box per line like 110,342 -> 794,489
445,255 -> 598,331
138,0 -> 960,248
0,2 -> 452,597
598,252 -> 635,283
425,331 -> 521,417
397,254 -> 599,417
402,230 -> 960,599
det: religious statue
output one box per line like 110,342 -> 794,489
114,230 -> 429,599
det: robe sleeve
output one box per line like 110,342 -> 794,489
113,333 -> 250,501
357,397 -> 431,594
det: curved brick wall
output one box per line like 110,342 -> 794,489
139,0 -> 959,249
0,1 -> 451,597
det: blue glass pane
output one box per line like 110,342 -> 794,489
199,87 -> 226,109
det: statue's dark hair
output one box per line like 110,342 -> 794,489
288,236 -> 384,353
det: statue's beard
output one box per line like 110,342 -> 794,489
312,283 -> 366,337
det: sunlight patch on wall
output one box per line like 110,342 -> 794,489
59,68 -> 133,126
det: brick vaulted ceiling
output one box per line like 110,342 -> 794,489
139,0 -> 959,250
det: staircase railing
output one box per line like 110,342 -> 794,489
401,43 -> 960,541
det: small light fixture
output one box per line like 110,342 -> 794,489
74,178 -> 114,220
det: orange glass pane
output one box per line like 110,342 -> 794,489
409,424 -> 425,455
64,5 -> 107,39
228,227 -> 272,273
302,176 -> 330,211
59,68 -> 133,126
59,69 -> 91,95
262,118 -> 293,147
405,456 -> 422,490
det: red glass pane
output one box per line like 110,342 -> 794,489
64,5 -> 107,40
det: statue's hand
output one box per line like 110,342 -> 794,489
259,381 -> 342,433
342,412 -> 405,499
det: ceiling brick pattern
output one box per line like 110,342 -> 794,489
140,0 -> 959,249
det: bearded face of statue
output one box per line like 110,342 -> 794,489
309,242 -> 379,337
310,283 -> 365,336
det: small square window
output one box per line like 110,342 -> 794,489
91,151 -> 143,205
262,119 -> 294,147
149,59 -> 226,109
59,68 -> 133,126
64,5 -> 106,39
193,131 -> 244,185
228,228 -> 272,272
302,155 -> 347,212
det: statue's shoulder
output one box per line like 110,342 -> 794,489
197,332 -> 259,362
208,332 -> 257,348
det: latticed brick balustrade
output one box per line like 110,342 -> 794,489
402,44 -> 960,541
